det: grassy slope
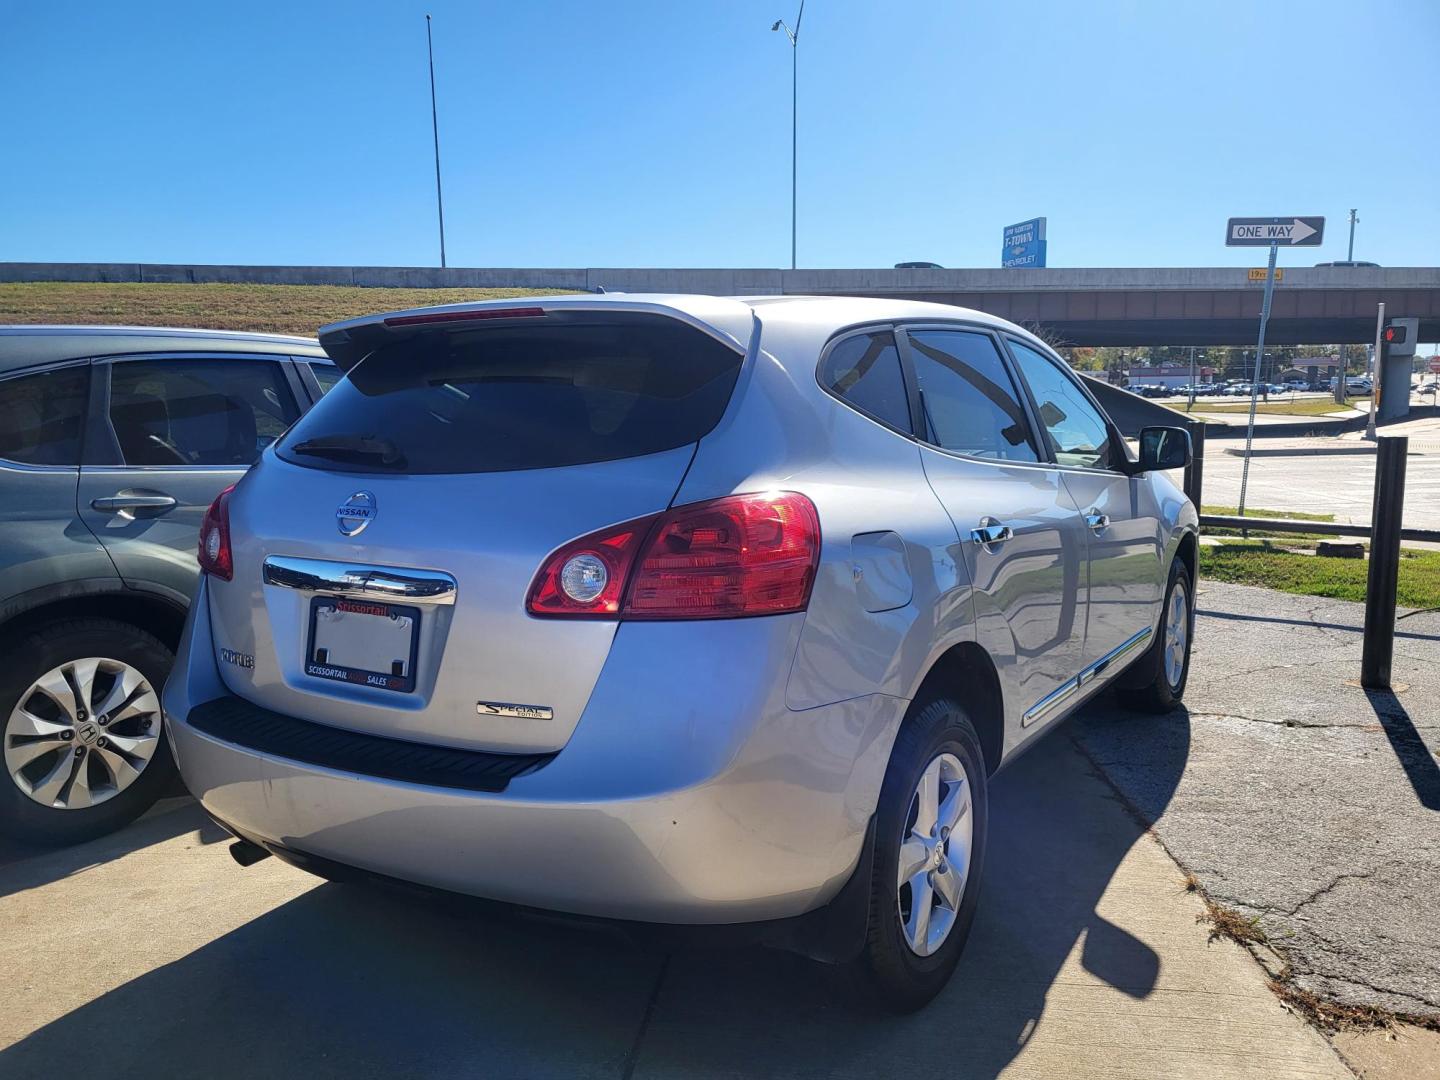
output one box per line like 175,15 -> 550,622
0,282 -> 563,337
1200,544 -> 1440,608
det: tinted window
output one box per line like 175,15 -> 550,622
1007,340 -> 1115,469
109,359 -> 300,467
277,316 -> 744,474
906,330 -> 1038,462
819,331 -> 912,432
310,363 -> 342,394
0,364 -> 90,466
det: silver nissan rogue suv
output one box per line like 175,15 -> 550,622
163,294 -> 1198,1010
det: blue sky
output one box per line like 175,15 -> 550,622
2,0 -> 1436,269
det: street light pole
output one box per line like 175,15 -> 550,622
426,14 -> 448,269
772,2 -> 804,270
1347,208 -> 1358,262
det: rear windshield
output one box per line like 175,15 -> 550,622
276,316 -> 744,474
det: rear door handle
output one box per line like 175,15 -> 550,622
1085,510 -> 1110,533
970,521 -> 1014,547
90,492 -> 178,520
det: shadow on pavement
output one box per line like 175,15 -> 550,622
1365,689 -> 1440,811
1198,607 -> 1440,644
0,715 -> 1190,1080
0,799 -> 227,899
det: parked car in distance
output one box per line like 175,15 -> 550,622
165,294 -> 1198,1011
894,261 -> 944,269
0,326 -> 339,845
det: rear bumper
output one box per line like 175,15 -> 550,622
164,578 -> 908,924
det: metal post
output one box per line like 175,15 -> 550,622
1347,208 -> 1358,262
1361,437 -> 1408,689
1236,240 -> 1278,519
790,32 -> 797,270
1366,302 -> 1384,440
426,14 -> 447,269
1187,345 -> 1197,411
1183,419 -> 1205,511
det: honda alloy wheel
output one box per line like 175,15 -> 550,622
5,657 -> 163,810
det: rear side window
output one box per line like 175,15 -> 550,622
309,363 -> 342,394
819,331 -> 911,433
277,316 -> 744,474
0,364 -> 90,466
109,359 -> 300,467
906,330 -> 1038,462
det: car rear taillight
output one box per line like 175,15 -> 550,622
525,492 -> 820,620
197,484 -> 236,581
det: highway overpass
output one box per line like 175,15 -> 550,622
5,263 -> 1437,346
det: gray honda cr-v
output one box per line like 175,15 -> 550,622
0,326 -> 336,845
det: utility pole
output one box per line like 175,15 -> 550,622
426,14 -> 448,269
1347,208 -> 1358,262
772,2 -> 804,270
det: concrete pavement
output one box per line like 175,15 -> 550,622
0,729 -> 1350,1078
1074,581 -> 1440,1025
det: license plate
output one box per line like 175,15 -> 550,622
305,597 -> 420,693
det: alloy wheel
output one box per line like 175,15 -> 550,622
1164,583 -> 1189,689
3,658 -> 162,810
896,751 -> 973,957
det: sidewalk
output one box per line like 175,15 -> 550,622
1074,581 -> 1440,1029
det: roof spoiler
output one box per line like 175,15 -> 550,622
317,296 -> 756,372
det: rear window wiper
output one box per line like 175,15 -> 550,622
289,434 -> 407,468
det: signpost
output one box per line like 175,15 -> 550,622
1002,217 -> 1047,268
1226,216 -> 1325,519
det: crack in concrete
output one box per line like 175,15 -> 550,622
1188,710 -> 1377,731
1277,864 -> 1392,918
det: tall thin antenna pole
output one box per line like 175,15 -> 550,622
1347,208 -> 1358,262
426,14 -> 448,269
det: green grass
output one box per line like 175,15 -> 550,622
1191,398 -> 1363,417
1201,505 -> 1334,523
1199,543 -> 1440,608
0,282 -> 565,337
1200,505 -> 1336,541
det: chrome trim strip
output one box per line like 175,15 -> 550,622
1078,627 -> 1153,686
1021,678 -> 1079,728
1022,626 -> 1153,727
262,555 -> 457,606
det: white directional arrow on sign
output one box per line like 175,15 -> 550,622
1286,218 -> 1317,244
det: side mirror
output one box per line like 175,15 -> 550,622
1137,426 -> 1192,472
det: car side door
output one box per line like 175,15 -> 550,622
898,325 -> 1089,738
0,360 -> 122,607
1003,337 -> 1165,675
76,354 -> 303,606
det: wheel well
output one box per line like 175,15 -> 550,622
0,592 -> 187,652
911,643 -> 1004,775
1176,530 -> 1198,584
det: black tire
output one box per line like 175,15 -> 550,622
847,696 -> 988,1013
0,618 -> 176,846
1117,558 -> 1194,714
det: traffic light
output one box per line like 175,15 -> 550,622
1383,323 -> 1408,346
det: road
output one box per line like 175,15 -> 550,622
1199,432 -> 1440,530
0,726 -> 1349,1079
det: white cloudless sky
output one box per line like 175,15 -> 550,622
1,0 -> 1436,269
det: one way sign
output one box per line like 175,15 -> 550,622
1226,216 -> 1325,246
